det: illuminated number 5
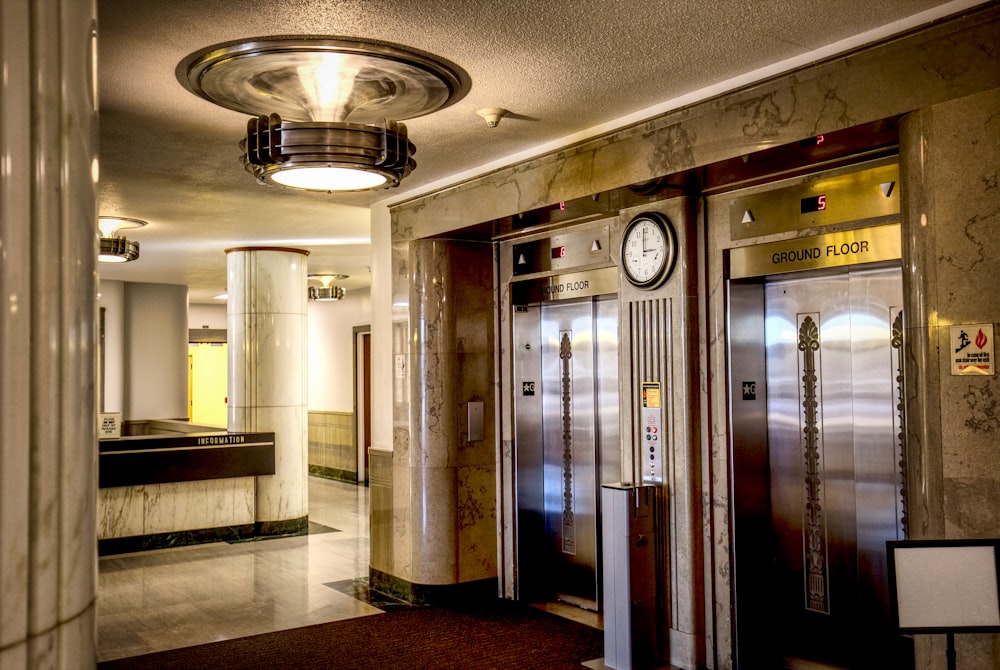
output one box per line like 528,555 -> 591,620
817,194 -> 827,211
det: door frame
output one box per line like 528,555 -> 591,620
353,324 -> 372,484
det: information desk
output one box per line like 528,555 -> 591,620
99,431 -> 276,488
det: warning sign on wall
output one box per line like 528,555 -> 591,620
950,324 -> 994,376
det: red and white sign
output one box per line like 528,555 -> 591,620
951,324 -> 994,376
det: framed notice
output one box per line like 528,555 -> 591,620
98,412 -> 122,439
887,539 -> 1000,634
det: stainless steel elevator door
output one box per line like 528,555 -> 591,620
514,296 -> 620,610
764,266 -> 906,668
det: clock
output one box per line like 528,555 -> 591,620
619,212 -> 677,289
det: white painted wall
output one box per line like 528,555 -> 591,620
103,284 -> 369,421
188,302 -> 227,330
98,280 -> 125,413
307,287 -> 371,411
124,283 -> 189,420
369,202 -> 393,451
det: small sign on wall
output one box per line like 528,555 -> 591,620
950,324 -> 994,376
98,412 -> 122,439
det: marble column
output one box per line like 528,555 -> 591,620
373,237 -> 496,600
226,247 -> 310,534
0,0 -> 98,667
900,88 -> 1000,670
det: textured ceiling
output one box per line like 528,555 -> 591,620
95,0 -> 983,302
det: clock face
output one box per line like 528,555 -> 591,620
620,213 -> 677,289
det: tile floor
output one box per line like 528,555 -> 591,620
97,477 -> 381,662
97,476 -> 601,663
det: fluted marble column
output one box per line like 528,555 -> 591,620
0,0 -> 98,667
226,247 -> 310,533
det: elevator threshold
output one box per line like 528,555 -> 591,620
556,591 -> 598,612
582,659 -> 680,670
783,658 -> 851,670
528,600 -> 602,630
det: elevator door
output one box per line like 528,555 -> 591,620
769,267 -> 907,668
514,295 -> 620,610
731,266 -> 909,669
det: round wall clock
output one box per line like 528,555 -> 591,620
619,211 -> 677,289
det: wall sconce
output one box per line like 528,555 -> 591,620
308,274 -> 348,301
98,216 -> 146,263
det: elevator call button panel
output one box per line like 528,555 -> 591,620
641,382 -> 663,484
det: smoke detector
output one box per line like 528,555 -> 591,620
477,107 -> 509,128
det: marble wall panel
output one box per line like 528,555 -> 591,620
231,405 -> 309,522
409,350 -> 455,468
368,448 -> 394,574
705,198 -> 737,670
142,478 -> 255,535
457,465 -> 497,583
901,88 -> 1000,539
391,461 -> 413,580
498,438 -> 516,599
898,83 -> 1000,670
307,411 -> 357,480
409,466 -> 458,584
227,313 -> 308,410
226,249 -> 308,317
98,487 -> 145,539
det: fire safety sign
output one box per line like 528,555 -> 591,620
950,324 -> 994,376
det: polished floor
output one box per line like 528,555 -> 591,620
97,477 -> 380,662
98,476 -> 602,663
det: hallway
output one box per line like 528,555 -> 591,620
97,477 -> 378,662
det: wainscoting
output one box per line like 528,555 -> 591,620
308,411 -> 357,483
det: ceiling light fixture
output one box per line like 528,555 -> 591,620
308,274 -> 348,301
98,216 -> 146,263
177,37 -> 470,192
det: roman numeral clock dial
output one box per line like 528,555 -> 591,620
619,212 -> 678,289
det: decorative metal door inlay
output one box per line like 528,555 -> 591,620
890,308 -> 908,536
559,331 -> 576,554
797,313 -> 829,614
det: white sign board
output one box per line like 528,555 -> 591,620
98,412 -> 122,439
889,540 -> 1000,633
951,324 -> 994,375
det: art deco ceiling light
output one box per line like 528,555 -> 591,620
177,36 -> 470,192
308,274 -> 348,301
98,216 -> 146,263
